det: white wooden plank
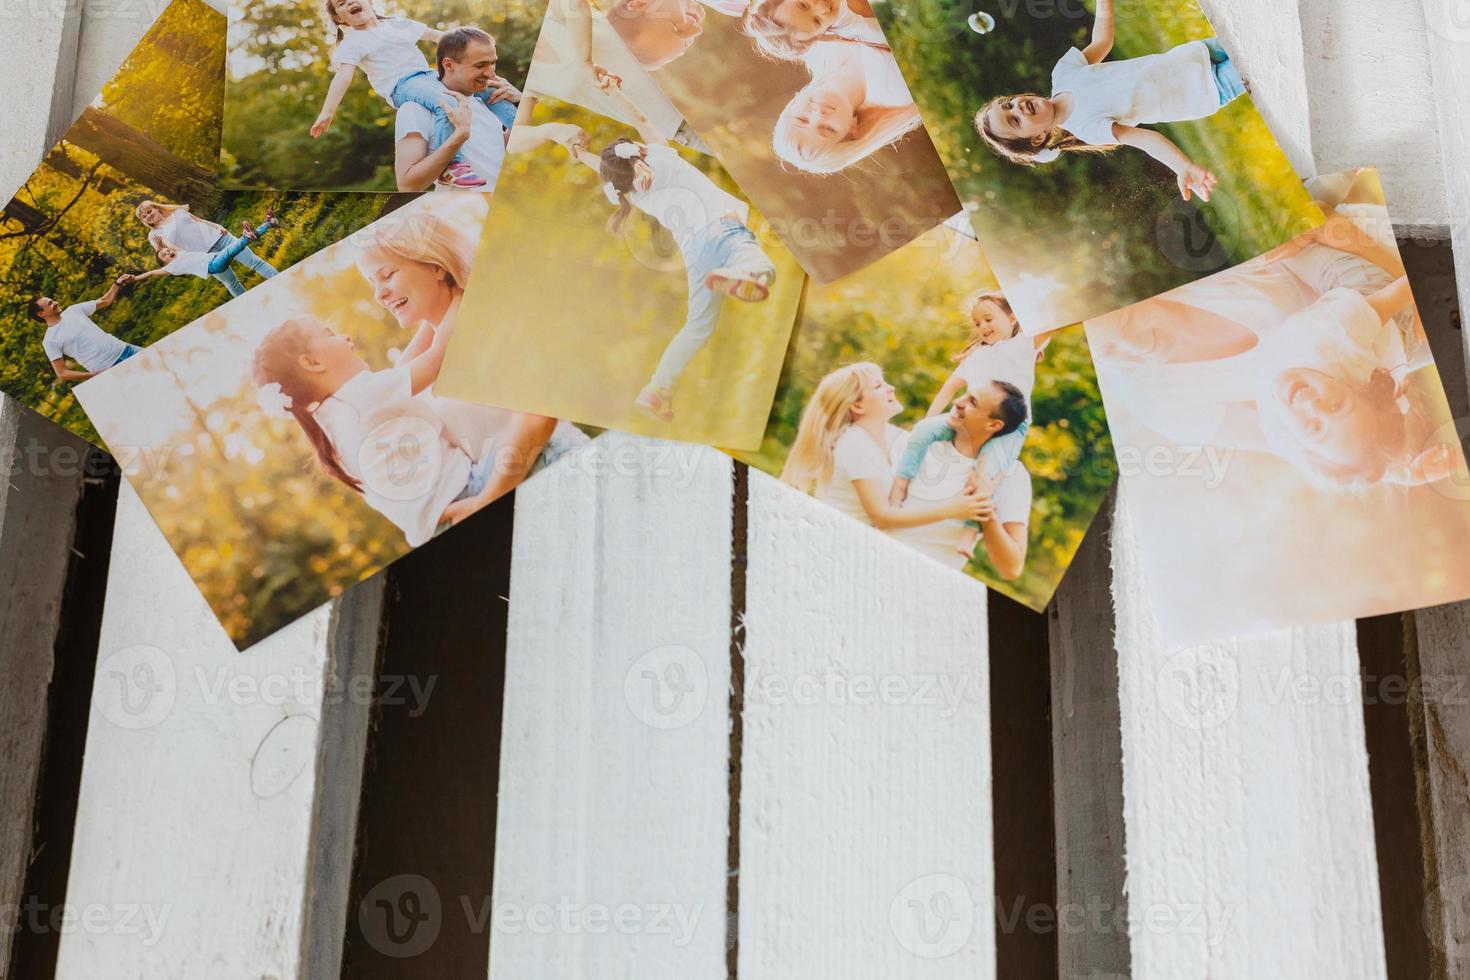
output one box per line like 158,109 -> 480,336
1108,0 -> 1389,976
1299,0 -> 1448,231
491,433 -> 732,976
740,470 -> 994,978
1408,8 -> 1470,966
0,0 -> 81,201
53,484 -> 384,979
1110,493 -> 1388,978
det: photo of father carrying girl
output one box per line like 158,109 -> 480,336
874,0 -> 1323,332
434,93 -> 804,451
76,194 -> 593,650
594,0 -> 963,281
222,0 -> 544,192
0,0 -> 389,444
742,217 -> 1116,611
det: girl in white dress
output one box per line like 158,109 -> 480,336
973,0 -> 1243,202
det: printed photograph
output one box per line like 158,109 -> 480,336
599,0 -> 961,281
0,0 -> 390,445
76,194 -> 593,649
436,93 -> 804,451
1085,169 -> 1470,641
222,0 -> 543,192
875,0 -> 1322,331
741,216 -> 1117,611
525,0 -> 685,138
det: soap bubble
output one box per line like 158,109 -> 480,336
967,10 -> 995,33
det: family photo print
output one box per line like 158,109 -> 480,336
1,0 -> 389,444
741,216 -> 1116,610
876,0 -> 1322,331
222,0 -> 544,192
1086,170 -> 1470,641
437,93 -> 804,450
598,0 -> 963,281
76,194 -> 593,649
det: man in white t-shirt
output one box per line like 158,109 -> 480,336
394,27 -> 520,193
889,381 -> 1032,578
29,279 -> 140,382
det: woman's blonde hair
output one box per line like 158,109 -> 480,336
135,200 -> 184,224
973,94 -> 1116,167
355,204 -> 477,290
740,0 -> 890,63
780,361 -> 883,493
773,93 -> 920,175
251,317 -> 363,493
954,289 -> 1018,362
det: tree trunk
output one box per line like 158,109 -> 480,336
63,107 -> 220,211
1,198 -> 46,233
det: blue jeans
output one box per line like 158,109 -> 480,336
651,218 -> 775,390
1202,37 -> 1245,106
207,221 -> 274,275
111,343 -> 142,367
453,425 -> 590,501
392,70 -> 466,166
484,95 -> 517,132
207,230 -> 277,297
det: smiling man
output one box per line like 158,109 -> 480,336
394,27 -> 521,193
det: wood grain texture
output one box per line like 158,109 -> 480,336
1048,497 -> 1131,979
740,470 -> 994,978
489,434 -> 732,977
0,406 -> 89,977
1410,7 -> 1470,969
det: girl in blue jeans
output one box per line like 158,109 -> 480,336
122,209 -> 279,288
564,79 -> 777,423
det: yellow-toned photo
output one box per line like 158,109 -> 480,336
437,93 -> 804,450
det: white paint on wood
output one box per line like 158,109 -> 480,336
740,470 -> 994,978
54,484 -> 378,978
491,434 -> 732,976
1110,488 -> 1388,979
1298,0 -> 1448,230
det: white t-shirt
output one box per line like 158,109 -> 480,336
154,210 -> 224,252
528,11 -> 684,138
313,366 -> 472,547
331,17 -> 432,104
1050,40 -> 1221,147
41,301 -> 128,372
954,333 -> 1039,418
1260,287 -> 1394,390
887,436 -> 1032,570
815,423 -> 903,525
396,100 -> 507,190
804,42 -> 913,108
627,144 -> 748,256
161,250 -> 214,279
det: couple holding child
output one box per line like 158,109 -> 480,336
784,291 -> 1052,580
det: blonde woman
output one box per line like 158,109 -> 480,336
351,199 -> 589,485
772,42 -> 921,174
781,361 -> 988,530
134,201 -> 278,297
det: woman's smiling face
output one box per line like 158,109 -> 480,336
773,0 -> 837,40
1274,367 -> 1381,467
138,204 -> 165,227
851,370 -> 900,423
358,247 -> 452,328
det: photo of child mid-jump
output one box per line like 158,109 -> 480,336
539,81 -> 778,423
312,0 -> 510,187
973,0 -> 1243,201
121,209 -> 279,289
888,289 -> 1055,557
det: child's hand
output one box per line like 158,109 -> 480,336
549,123 -> 590,153
440,495 -> 485,528
484,75 -> 521,104
439,96 -> 474,139
1176,163 -> 1217,202
310,112 -> 334,138
592,64 -> 623,89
